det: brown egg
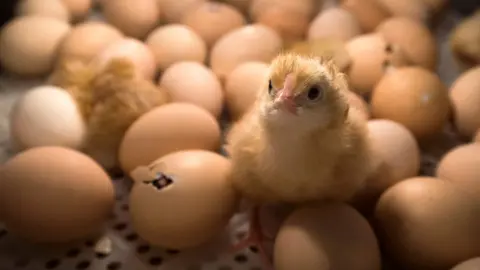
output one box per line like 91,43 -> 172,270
210,24 -> 282,81
103,0 -> 160,39
146,24 -> 207,72
274,203 -> 381,270
371,67 -> 450,139
16,0 -> 71,22
374,177 -> 480,270
376,0 -> 430,22
225,61 -> 269,120
93,38 -> 157,80
180,1 -> 246,48
253,2 -> 310,45
475,130 -> 480,143
340,0 -> 391,32
129,150 -> 237,249
223,0 -> 252,14
158,62 -> 223,118
345,91 -> 370,121
353,119 -> 420,212
288,38 -> 352,72
119,103 -> 221,174
452,257 -> 480,270
436,143 -> 480,196
308,7 -> 361,42
58,21 -> 124,64
0,16 -> 71,77
60,0 -> 92,20
345,33 -> 408,95
0,146 -> 114,243
158,0 -> 206,23
376,17 -> 437,70
449,67 -> 480,138
250,0 -> 320,21
449,11 -> 480,70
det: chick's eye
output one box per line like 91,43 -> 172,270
268,80 -> 274,95
307,87 -> 322,101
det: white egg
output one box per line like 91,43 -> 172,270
9,86 -> 86,151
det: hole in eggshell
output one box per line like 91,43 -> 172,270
385,44 -> 393,53
143,173 -> 174,190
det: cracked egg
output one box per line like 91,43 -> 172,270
129,150 -> 238,250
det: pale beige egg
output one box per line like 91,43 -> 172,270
180,1 -> 246,48
308,7 -> 361,42
0,16 -> 71,77
119,103 -> 222,174
58,21 -> 124,64
103,0 -> 160,39
15,0 -> 71,22
225,61 -> 269,120
146,24 -> 207,72
210,24 -> 282,82
158,62 -> 224,117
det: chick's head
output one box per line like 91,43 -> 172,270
258,52 -> 350,131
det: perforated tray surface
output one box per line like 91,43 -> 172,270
0,5 -> 466,270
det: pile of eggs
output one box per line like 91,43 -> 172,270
0,0 -> 480,269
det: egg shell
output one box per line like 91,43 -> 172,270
0,16 -> 71,77
0,146 -> 114,243
209,24 -> 282,81
449,67 -> 480,138
15,0 -> 71,22
353,119 -> 420,212
374,177 -> 480,270
436,143 -> 480,196
93,38 -> 157,80
222,0 -> 252,14
103,0 -> 160,39
376,0 -> 430,22
345,33 -> 408,95
146,24 -> 207,72
451,257 -> 480,270
119,103 -> 221,174
308,7 -> 361,42
274,203 -> 381,270
58,21 -> 124,64
254,3 -> 310,46
129,150 -> 237,249
340,0 -> 391,32
180,1 -> 246,48
158,62 -> 223,118
225,61 -> 269,121
9,86 -> 86,151
376,17 -> 437,70
371,67 -> 450,140
158,0 -> 206,23
60,0 -> 92,20
345,90 -> 370,121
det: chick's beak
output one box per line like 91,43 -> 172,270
274,73 -> 297,115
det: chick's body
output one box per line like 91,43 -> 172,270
227,53 -> 372,204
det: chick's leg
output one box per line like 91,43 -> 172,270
229,206 -> 273,270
